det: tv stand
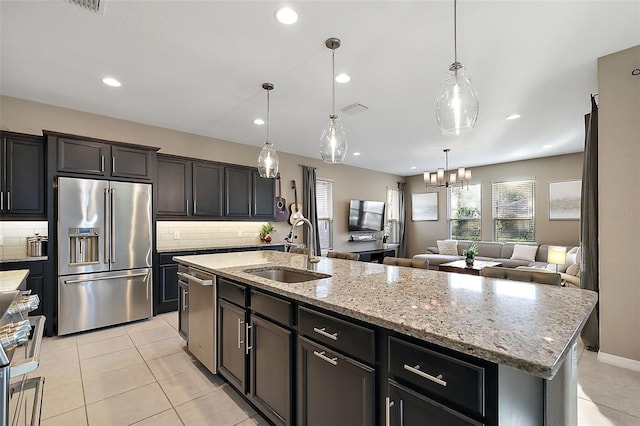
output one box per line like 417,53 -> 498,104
350,246 -> 397,263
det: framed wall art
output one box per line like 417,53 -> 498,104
549,180 -> 581,220
412,192 -> 438,221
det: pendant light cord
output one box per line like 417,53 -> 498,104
453,0 -> 458,64
331,48 -> 336,116
266,89 -> 270,142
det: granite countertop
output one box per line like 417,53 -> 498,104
0,256 -> 47,264
0,269 -> 29,292
157,243 -> 284,253
174,251 -> 597,380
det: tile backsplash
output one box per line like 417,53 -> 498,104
0,221 -> 48,259
156,221 -> 286,250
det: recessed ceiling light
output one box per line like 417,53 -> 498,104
410,166 -> 417,170
275,7 -> 298,24
542,144 -> 553,149
253,118 -> 265,125
506,114 -> 521,120
353,152 -> 361,156
102,77 -> 121,87
335,73 -> 351,83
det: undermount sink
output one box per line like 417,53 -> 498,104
243,267 -> 331,283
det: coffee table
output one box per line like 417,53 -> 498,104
439,260 -> 503,276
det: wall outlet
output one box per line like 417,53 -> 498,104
237,230 -> 243,237
173,231 -> 180,240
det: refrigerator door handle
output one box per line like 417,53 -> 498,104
110,188 -> 116,264
64,272 -> 148,284
104,188 -> 110,264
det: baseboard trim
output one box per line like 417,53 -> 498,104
597,351 -> 640,372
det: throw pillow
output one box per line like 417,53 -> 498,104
437,239 -> 458,256
510,244 -> 539,262
566,263 -> 580,277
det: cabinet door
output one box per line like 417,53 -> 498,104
225,167 -> 252,217
252,171 -> 275,219
157,156 -> 190,216
58,138 -> 109,176
193,162 -> 223,217
4,137 -> 45,216
298,337 -> 375,426
249,314 -> 292,426
218,299 -> 247,392
111,145 -> 152,180
158,264 -> 179,313
388,381 -> 483,426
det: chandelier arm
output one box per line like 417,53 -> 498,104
453,0 -> 458,64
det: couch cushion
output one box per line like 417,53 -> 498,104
566,263 -> 580,277
496,258 -> 531,268
511,244 -> 539,262
413,254 -> 462,266
475,241 -> 503,258
437,239 -> 458,256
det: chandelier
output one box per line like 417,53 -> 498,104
320,37 -> 348,163
257,82 -> 279,178
423,149 -> 471,190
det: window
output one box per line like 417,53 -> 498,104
449,184 -> 481,240
492,180 -> 535,242
316,179 -> 333,251
386,187 -> 400,242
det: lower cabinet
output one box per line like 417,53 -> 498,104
387,380 -> 483,426
297,337 -> 375,426
217,281 -> 293,426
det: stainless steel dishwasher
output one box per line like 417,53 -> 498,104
177,265 -> 216,373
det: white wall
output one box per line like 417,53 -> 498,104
598,45 -> 640,364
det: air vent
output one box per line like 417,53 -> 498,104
341,103 -> 369,116
70,0 -> 102,13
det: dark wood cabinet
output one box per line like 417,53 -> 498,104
193,162 -> 223,217
55,135 -> 155,181
252,170 -> 276,219
156,251 -> 193,314
388,380 -> 483,426
298,336 -> 375,426
218,298 -> 248,392
157,156 -> 190,216
0,133 -> 46,218
225,167 -> 252,217
249,314 -> 293,426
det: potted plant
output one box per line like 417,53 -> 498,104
259,222 -> 275,243
462,242 -> 478,266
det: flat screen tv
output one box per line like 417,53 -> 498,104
348,199 -> 386,232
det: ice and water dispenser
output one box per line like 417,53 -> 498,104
68,228 -> 100,265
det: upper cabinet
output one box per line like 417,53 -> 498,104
55,135 -> 157,181
158,156 -> 275,220
0,132 -> 46,219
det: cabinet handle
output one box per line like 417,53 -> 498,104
182,290 -> 188,310
385,397 -> 395,426
112,157 -> 116,173
193,199 -> 197,214
0,192 -> 3,210
6,192 -> 10,211
400,399 -> 404,426
101,155 -> 105,172
238,319 -> 244,349
245,323 -> 253,355
186,199 -> 189,215
403,364 -> 447,387
313,350 -> 337,366
313,327 -> 338,341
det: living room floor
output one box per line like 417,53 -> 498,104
25,312 -> 640,426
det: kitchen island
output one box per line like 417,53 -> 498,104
175,251 -> 597,426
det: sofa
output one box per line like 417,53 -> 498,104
412,240 -> 581,287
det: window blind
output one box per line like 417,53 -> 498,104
449,184 -> 481,240
492,180 -> 535,241
316,179 -> 333,250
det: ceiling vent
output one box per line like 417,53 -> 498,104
341,103 -> 369,116
69,0 -> 103,13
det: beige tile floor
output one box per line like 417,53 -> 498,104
20,313 -> 640,426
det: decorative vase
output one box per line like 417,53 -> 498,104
264,234 -> 272,243
465,257 -> 474,266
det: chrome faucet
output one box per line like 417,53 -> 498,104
289,218 -> 320,264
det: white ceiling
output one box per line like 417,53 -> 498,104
1,1 -> 638,176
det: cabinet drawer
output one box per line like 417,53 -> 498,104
388,336 -> 485,417
250,290 -> 293,328
298,306 -> 375,364
218,278 -> 247,307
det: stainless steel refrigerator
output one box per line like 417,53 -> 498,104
57,177 -> 153,335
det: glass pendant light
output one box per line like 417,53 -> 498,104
436,0 -> 479,136
257,82 -> 279,178
320,38 -> 348,163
